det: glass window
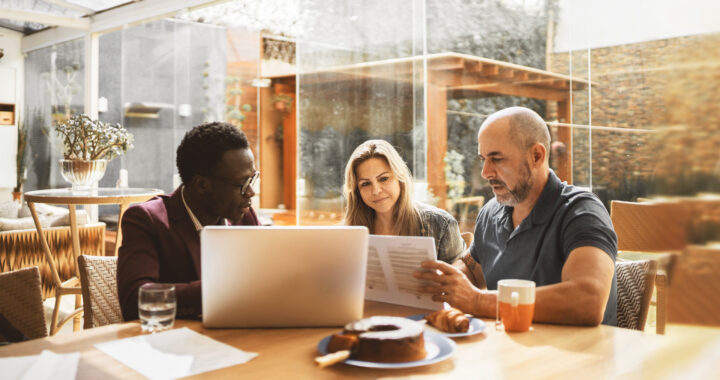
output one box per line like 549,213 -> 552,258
24,39 -> 85,190
294,0 -> 427,225
21,0 -> 719,232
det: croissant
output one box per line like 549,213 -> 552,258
424,308 -> 470,333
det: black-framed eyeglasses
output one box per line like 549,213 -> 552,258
207,170 -> 259,196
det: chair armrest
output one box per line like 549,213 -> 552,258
655,270 -> 667,335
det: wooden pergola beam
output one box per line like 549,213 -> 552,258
448,82 -> 570,102
429,56 -> 465,71
498,68 -> 515,79
464,61 -> 484,73
427,79 -> 448,210
556,100 -> 573,183
482,65 -> 500,76
260,52 -> 585,210
268,53 -> 591,94
514,71 -> 530,81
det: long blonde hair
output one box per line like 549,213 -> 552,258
342,140 -> 421,235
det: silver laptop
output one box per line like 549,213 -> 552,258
201,226 -> 368,328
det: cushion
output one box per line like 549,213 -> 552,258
18,203 -> 69,218
0,217 -> 50,232
1,203 -> 88,232
0,201 -> 18,219
50,209 -> 89,227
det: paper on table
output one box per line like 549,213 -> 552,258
364,235 -> 441,310
95,327 -> 257,380
1,354 -> 35,380
21,350 -> 80,380
0,350 -> 79,380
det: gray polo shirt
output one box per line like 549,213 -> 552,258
470,170 -> 618,326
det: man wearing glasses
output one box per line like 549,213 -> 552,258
118,122 -> 261,321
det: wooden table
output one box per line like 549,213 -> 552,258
2,301 -> 719,379
24,188 -> 162,335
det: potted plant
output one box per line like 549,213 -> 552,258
54,114 -> 133,191
271,94 -> 293,113
13,117 -> 28,202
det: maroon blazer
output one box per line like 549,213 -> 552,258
117,187 -> 260,321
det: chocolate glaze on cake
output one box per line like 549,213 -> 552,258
342,316 -> 426,363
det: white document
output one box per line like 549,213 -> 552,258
0,350 -> 79,380
95,327 -> 257,380
364,235 -> 442,310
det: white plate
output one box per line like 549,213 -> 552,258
317,331 -> 455,369
407,313 -> 486,338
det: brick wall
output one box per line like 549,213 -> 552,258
548,33 -> 720,196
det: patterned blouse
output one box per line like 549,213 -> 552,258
417,202 -> 465,263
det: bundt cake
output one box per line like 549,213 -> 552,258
327,316 -> 426,363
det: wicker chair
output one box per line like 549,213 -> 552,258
0,223 -> 106,299
0,266 -> 48,342
616,259 -> 658,331
610,200 -> 681,334
448,196 -> 485,227
460,232 -> 473,248
457,233 -> 487,290
77,255 -> 123,329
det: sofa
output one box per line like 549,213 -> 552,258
0,201 -> 105,299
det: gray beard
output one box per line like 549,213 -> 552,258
495,163 -> 533,207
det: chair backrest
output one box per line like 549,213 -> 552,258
0,266 -> 48,341
77,255 -> 122,329
460,232 -> 473,248
0,223 -> 106,299
616,259 -> 657,330
452,196 -> 485,224
610,200 -> 690,252
668,245 -> 720,327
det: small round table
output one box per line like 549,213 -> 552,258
24,187 -> 163,335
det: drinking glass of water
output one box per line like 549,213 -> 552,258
138,283 -> 176,333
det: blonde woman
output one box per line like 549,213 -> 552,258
342,140 -> 464,263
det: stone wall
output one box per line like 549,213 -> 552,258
549,33 -> 720,199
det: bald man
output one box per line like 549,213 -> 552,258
416,107 -> 617,326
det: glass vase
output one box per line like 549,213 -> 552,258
59,159 -> 107,193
